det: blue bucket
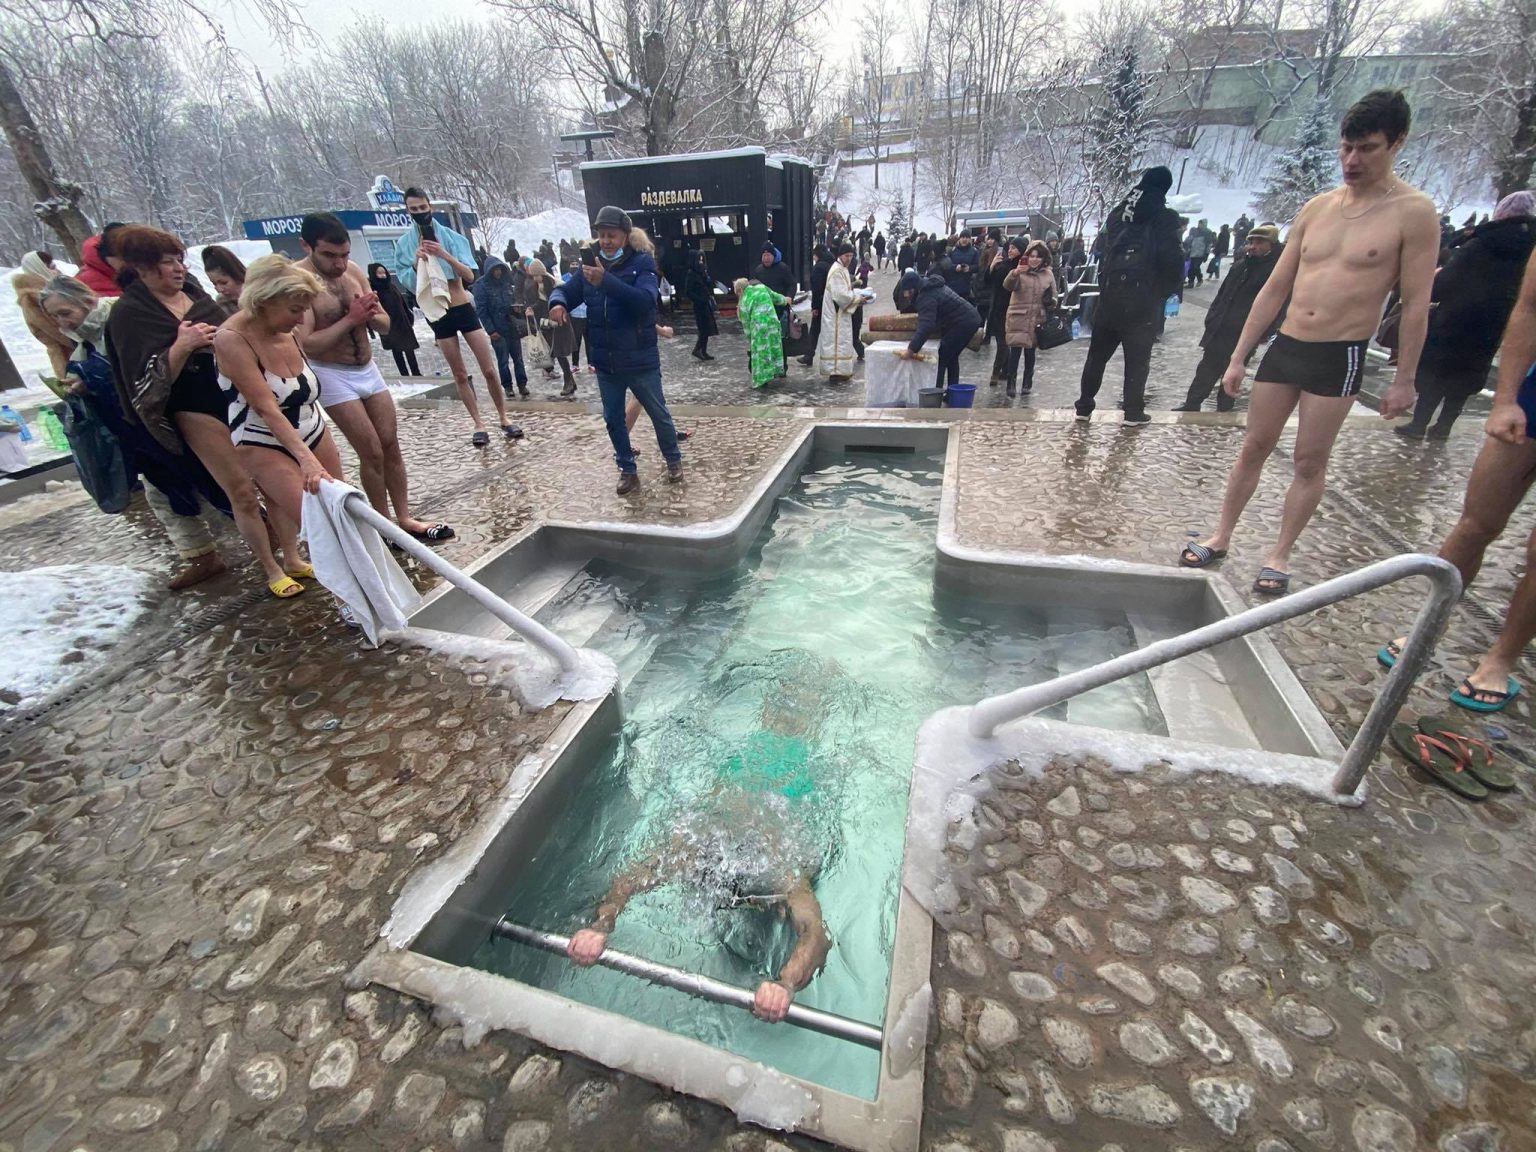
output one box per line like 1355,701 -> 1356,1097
946,383 -> 977,409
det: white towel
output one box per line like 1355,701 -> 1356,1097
416,252 -> 452,323
301,480 -> 422,645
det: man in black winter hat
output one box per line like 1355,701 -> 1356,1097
1075,165 -> 1186,426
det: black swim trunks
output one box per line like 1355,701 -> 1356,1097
427,301 -> 483,341
1254,333 -> 1368,399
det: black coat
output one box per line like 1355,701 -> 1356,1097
370,272 -> 419,352
897,243 -> 915,270
900,272 -> 982,351
1420,216 -> 1536,384
754,259 -> 796,299
985,254 -> 1013,337
808,257 -> 833,312
1097,190 -> 1185,321
683,262 -> 717,336
1202,243 -> 1283,349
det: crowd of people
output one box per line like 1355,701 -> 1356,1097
9,89 -> 1536,724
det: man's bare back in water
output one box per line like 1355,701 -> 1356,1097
1180,89 -> 1441,595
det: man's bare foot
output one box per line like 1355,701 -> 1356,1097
168,553 -> 226,591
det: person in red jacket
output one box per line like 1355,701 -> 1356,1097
75,224 -> 126,297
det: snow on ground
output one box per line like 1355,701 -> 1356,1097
0,564 -> 154,708
482,208 -> 593,257
187,240 -> 273,292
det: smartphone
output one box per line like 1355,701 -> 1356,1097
581,247 -> 599,267
418,215 -> 436,242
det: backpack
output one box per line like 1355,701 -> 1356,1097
1102,212 -> 1157,294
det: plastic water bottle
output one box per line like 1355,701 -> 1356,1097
0,404 -> 30,443
1071,318 -> 1081,340
39,408 -> 68,451
1165,295 -> 1181,318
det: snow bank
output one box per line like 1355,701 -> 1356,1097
186,240 -> 273,292
482,208 -> 594,258
0,564 -> 155,708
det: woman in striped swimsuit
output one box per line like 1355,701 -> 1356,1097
213,255 -> 347,599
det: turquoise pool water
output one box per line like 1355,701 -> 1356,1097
474,449 -> 1166,1098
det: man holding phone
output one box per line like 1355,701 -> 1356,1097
390,187 -> 521,446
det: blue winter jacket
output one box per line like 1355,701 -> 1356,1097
548,247 -> 660,375
901,272 -> 982,352
472,255 -> 520,340
944,245 -> 980,299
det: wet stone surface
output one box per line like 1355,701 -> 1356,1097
1,309 -> 1534,1151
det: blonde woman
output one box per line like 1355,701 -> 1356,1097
213,255 -> 346,598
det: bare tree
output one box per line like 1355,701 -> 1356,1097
0,0 -> 298,257
487,0 -> 824,157
853,0 -> 903,189
1414,0 -> 1536,199
1251,0 -> 1407,138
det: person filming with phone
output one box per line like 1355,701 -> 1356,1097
390,186 -> 521,447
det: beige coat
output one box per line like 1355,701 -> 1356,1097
11,271 -> 74,379
1002,255 -> 1055,350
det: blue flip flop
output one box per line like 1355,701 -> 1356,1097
1377,640 -> 1402,669
1450,677 -> 1521,713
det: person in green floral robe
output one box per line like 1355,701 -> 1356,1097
734,278 -> 790,388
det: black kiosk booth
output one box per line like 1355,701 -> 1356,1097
577,147 -> 816,292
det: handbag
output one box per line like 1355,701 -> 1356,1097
521,328 -> 552,371
57,394 -> 131,514
1035,308 -> 1073,351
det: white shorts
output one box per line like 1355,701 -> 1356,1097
311,359 -> 390,406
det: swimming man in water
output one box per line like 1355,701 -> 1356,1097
567,673 -> 833,1023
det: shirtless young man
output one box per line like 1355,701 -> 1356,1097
1179,89 -> 1441,595
296,213 -> 454,543
390,187 -> 522,447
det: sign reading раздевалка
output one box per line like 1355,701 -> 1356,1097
640,189 -> 705,208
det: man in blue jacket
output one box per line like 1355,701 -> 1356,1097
391,187 -> 520,445
472,255 -> 530,399
549,206 -> 683,495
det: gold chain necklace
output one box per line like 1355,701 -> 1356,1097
1340,181 -> 1399,221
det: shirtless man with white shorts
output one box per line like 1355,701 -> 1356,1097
1179,89 -> 1441,595
296,212 -> 453,543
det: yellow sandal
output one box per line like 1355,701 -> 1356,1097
284,563 -> 315,580
268,575 -> 305,599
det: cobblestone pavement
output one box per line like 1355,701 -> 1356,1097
2,317 -> 1533,1152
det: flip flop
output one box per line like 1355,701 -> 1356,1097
1253,567 -> 1291,596
1417,714 -> 1518,791
1377,638 -> 1403,669
284,563 -> 315,580
267,575 -> 305,600
1179,541 -> 1227,568
406,523 -> 455,543
503,424 -> 526,441
1450,676 -> 1522,714
471,430 -> 490,447
1389,722 -> 1488,800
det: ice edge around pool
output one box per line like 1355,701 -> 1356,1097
350,421 -> 1344,1152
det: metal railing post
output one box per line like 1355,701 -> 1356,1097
1330,560 -> 1462,794
340,491 -> 582,675
966,554 -> 1462,797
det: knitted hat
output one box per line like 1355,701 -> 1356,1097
1136,166 -> 1174,193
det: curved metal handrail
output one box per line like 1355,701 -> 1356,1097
966,553 -> 1462,796
342,491 -> 582,675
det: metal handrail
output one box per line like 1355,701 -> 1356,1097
341,491 -> 582,675
967,553 -> 1462,796
492,917 -> 884,1050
